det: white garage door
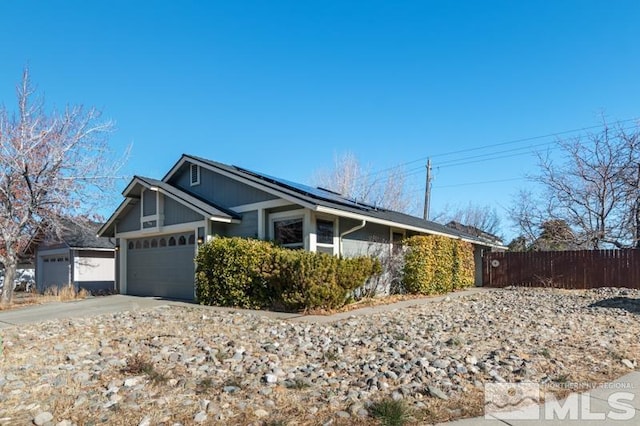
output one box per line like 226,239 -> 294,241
126,233 -> 197,300
42,255 -> 70,288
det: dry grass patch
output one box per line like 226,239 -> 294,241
0,284 -> 89,311
415,389 -> 485,424
121,353 -> 168,384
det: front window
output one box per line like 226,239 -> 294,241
316,219 -> 334,244
392,231 -> 405,254
274,218 -> 303,248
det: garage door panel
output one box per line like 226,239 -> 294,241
42,256 -> 70,289
127,241 -> 196,300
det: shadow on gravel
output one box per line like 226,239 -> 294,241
589,297 -> 640,315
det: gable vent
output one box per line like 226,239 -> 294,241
190,163 -> 200,186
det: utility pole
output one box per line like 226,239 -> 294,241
423,158 -> 432,220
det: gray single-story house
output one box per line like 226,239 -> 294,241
98,154 -> 505,300
34,220 -> 116,293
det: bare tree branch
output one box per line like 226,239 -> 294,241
0,67 -> 127,305
509,120 -> 640,249
312,152 -> 412,213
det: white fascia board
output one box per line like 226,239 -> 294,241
230,199 -> 295,213
150,185 -> 230,222
68,247 -> 115,252
162,156 -> 189,182
97,197 -> 138,237
315,206 -> 504,248
121,176 -> 147,197
175,156 -> 318,211
210,216 -> 240,224
115,221 -> 204,239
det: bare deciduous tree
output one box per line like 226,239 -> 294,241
0,68 -> 126,305
618,128 -> 640,248
312,152 -> 412,213
509,120 -> 640,249
433,202 -> 503,238
508,189 -> 556,248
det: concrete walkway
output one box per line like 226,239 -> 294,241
439,371 -> 640,425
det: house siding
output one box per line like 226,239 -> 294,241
73,250 -> 115,292
142,190 -> 156,216
340,219 -> 390,257
221,210 -> 259,238
117,202 -> 141,233
164,197 -> 205,226
210,221 -> 228,237
171,163 -> 278,207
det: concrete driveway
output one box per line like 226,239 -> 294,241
0,295 -> 170,329
0,294 -> 306,329
0,287 -> 489,329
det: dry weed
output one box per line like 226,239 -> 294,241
0,284 -> 89,311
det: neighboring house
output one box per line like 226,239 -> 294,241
34,220 -> 116,293
98,154 -> 506,300
445,221 -> 504,247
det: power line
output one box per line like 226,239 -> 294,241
433,177 -> 526,189
360,117 -> 640,180
435,140 -> 556,166
436,122 -> 640,169
437,149 -> 558,170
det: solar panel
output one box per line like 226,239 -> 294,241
234,166 -> 378,211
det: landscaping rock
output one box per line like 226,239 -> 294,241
33,412 -> 53,426
0,287 -> 638,425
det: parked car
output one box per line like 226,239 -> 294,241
0,269 -> 35,292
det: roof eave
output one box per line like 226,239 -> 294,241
316,205 -> 506,248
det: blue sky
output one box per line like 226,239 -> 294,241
1,1 -> 639,240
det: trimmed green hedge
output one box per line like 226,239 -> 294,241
402,235 -> 475,295
195,237 -> 381,311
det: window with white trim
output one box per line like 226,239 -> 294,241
316,219 -> 334,244
190,163 -> 200,186
315,218 -> 336,255
273,218 -> 304,248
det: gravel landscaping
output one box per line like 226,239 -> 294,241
1,287 -> 639,425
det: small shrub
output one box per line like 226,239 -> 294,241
323,350 -> 340,362
121,354 -> 167,384
196,377 -> 214,394
263,420 -> 287,426
369,398 -> 411,426
285,378 -> 310,390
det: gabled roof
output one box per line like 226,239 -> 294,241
135,176 -> 241,221
59,219 -> 115,249
98,175 -> 241,237
167,154 -> 506,248
31,218 -> 115,251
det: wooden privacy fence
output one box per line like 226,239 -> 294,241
483,249 -> 640,289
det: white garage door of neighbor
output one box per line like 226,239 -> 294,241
42,255 -> 70,288
126,233 -> 197,300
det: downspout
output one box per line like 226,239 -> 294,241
339,220 -> 366,258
